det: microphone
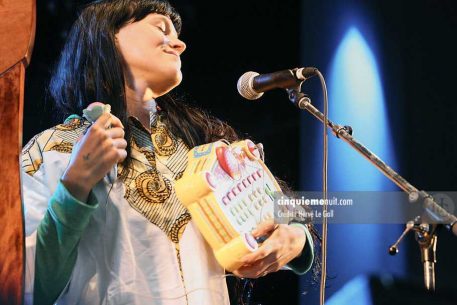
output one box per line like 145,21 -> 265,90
237,67 -> 317,100
83,102 -> 117,184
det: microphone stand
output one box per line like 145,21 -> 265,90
420,227 -> 438,291
287,88 -> 457,291
388,220 -> 438,291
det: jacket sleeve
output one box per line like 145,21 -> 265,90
22,134 -> 98,305
285,222 -> 315,275
34,180 -> 98,305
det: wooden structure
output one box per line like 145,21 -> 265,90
0,0 -> 36,304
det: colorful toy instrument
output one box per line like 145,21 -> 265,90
175,140 -> 282,271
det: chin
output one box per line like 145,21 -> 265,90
173,70 -> 183,85
153,71 -> 183,96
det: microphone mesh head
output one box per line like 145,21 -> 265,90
237,71 -> 264,100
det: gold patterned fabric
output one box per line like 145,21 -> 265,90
22,118 -> 88,176
23,113 -> 192,244
119,113 -> 191,243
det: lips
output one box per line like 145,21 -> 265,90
163,49 -> 179,57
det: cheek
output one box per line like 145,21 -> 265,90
117,28 -> 163,68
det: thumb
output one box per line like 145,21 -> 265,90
251,219 -> 277,238
93,112 -> 112,129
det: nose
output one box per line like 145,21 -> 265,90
170,37 -> 186,55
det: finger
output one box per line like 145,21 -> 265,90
259,261 -> 282,277
117,148 -> 127,162
112,138 -> 127,149
231,265 -> 261,279
240,240 -> 277,264
109,114 -> 124,129
107,127 -> 125,139
104,146 -> 125,164
231,269 -> 244,278
235,252 -> 279,278
252,219 -> 277,237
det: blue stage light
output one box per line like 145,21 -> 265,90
301,26 -> 407,304
327,27 -> 396,191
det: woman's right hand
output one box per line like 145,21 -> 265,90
61,113 -> 127,202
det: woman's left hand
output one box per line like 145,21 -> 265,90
232,220 -> 307,278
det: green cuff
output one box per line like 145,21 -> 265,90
285,223 -> 314,275
49,180 -> 99,232
34,181 -> 99,304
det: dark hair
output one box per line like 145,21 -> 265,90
49,0 -> 238,151
49,1 -> 319,303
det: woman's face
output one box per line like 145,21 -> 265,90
116,13 -> 186,98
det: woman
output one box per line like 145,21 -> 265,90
22,1 -> 315,304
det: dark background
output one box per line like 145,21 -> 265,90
24,0 -> 457,304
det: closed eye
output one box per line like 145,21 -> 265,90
156,25 -> 167,34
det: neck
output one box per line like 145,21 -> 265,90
125,83 -> 157,132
